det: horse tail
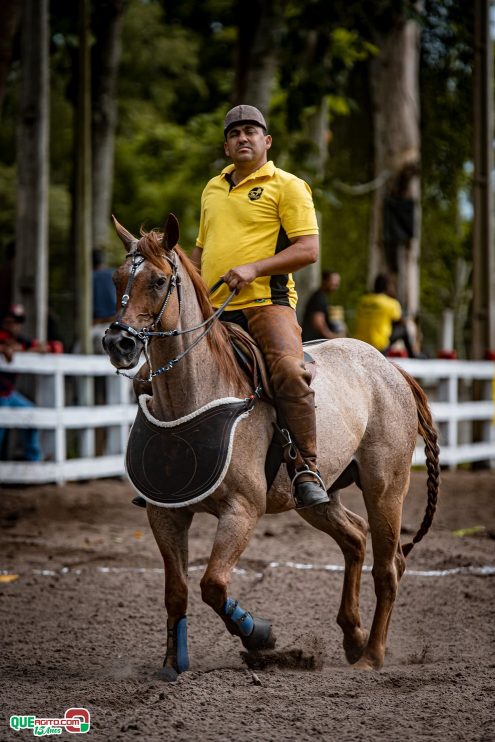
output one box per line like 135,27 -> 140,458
395,365 -> 440,558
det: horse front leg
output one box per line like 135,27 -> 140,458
147,505 -> 193,682
200,498 -> 276,652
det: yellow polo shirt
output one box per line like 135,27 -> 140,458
196,160 -> 318,310
354,293 -> 402,351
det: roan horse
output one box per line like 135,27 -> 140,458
103,214 -> 439,682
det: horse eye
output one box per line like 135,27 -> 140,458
155,277 -> 167,289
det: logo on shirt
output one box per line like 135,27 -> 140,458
248,187 -> 263,201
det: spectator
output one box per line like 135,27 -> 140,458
301,270 -> 346,342
0,304 -> 50,461
354,274 -> 416,357
92,249 -> 116,354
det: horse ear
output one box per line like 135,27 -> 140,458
162,213 -> 180,252
112,215 -> 137,252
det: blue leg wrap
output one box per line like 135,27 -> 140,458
223,597 -> 254,637
175,616 -> 189,673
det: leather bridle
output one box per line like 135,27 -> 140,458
107,248 -> 236,381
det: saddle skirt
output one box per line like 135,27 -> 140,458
126,394 -> 253,508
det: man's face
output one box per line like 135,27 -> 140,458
224,124 -> 272,168
322,273 -> 340,292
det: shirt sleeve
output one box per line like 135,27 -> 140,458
196,188 -> 206,248
279,177 -> 319,239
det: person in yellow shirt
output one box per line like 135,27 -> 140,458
354,274 -> 416,357
191,105 -> 328,509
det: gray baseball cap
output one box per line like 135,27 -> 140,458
224,105 -> 267,136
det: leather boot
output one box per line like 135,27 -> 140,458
291,468 -> 329,509
244,306 -> 329,509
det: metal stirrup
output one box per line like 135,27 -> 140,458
290,467 -> 326,496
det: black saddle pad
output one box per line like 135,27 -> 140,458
126,395 -> 250,507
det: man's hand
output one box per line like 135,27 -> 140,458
222,263 -> 258,292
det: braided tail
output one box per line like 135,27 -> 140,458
394,365 -> 440,558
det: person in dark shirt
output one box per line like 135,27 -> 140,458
92,249 -> 117,353
0,304 -> 49,461
302,270 -> 345,342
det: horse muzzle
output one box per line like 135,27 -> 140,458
102,327 -> 143,369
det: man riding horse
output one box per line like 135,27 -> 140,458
191,104 -> 328,510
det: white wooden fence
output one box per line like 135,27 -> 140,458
0,353 -> 134,484
0,353 -> 494,484
396,357 -> 495,467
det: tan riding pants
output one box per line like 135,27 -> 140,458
242,305 -> 318,473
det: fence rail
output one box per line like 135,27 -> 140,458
0,353 -> 494,484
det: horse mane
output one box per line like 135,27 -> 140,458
138,229 -> 250,396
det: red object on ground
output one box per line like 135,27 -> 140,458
484,350 -> 495,361
386,348 -> 408,358
438,350 -> 457,359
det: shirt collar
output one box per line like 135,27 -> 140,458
220,160 -> 275,184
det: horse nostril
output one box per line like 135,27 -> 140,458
117,336 -> 137,354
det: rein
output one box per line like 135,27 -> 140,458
109,248 -> 236,382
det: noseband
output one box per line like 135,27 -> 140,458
108,247 -> 235,381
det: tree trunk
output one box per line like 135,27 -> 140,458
74,0 -> 92,354
368,6 -> 421,317
14,0 -> 49,341
472,0 -> 494,358
295,96 -> 327,323
91,0 -> 124,251
233,0 -> 283,114
0,0 -> 21,119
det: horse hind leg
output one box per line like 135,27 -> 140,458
354,473 -> 409,671
297,491 -> 369,664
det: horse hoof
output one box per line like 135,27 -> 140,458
344,630 -> 368,665
241,618 -> 276,651
353,656 -> 381,672
345,645 -> 365,665
159,665 -> 178,683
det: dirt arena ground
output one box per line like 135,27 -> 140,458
1,470 -> 494,741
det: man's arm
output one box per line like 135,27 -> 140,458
222,234 -> 318,292
309,311 -> 339,340
190,246 -> 202,271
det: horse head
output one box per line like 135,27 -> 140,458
102,213 -> 180,370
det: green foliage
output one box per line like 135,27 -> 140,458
0,0 -> 477,356
0,164 -> 16,257
419,0 -> 474,352
113,108 -> 226,249
111,0 -> 238,250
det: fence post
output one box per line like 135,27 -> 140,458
438,369 -> 458,468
